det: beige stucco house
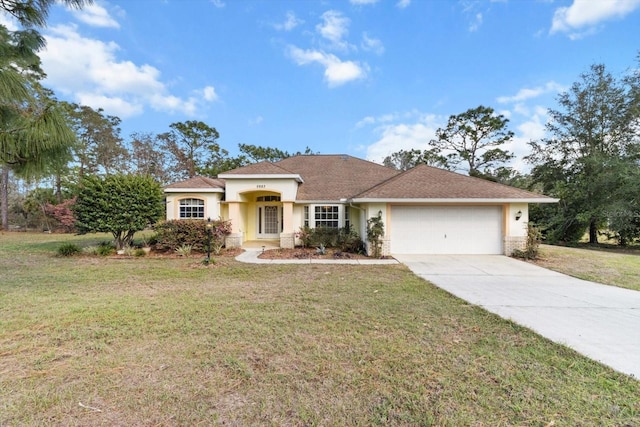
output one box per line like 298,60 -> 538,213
164,154 -> 557,256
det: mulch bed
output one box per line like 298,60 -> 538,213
258,247 -> 368,260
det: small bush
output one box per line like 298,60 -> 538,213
175,244 -> 193,257
82,246 -> 99,255
57,243 -> 80,257
97,242 -> 115,256
133,248 -> 146,257
513,223 -> 543,260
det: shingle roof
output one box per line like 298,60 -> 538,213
274,155 -> 400,201
164,176 -> 225,190
354,164 -> 555,200
220,161 -> 297,176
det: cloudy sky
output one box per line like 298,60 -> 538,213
3,0 -> 639,171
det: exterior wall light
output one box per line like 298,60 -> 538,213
515,210 -> 522,221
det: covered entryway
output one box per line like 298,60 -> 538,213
390,205 -> 503,254
257,204 -> 281,239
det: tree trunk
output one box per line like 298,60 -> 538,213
1,166 -> 9,230
589,219 -> 599,244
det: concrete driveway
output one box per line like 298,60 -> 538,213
394,254 -> 640,379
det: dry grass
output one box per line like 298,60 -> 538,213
1,232 -> 639,426
531,244 -> 640,291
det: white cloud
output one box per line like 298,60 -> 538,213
211,0 -> 225,8
497,81 -> 565,104
551,0 -> 640,35
76,92 -> 142,117
202,86 -> 218,102
249,115 -> 264,126
288,46 -> 368,87
274,11 -> 303,31
40,24 -> 215,118
350,0 -> 379,4
361,32 -> 384,55
362,113 -> 442,162
0,13 -> 18,31
316,10 -> 351,50
469,12 -> 483,32
396,0 -> 411,9
71,3 -> 120,28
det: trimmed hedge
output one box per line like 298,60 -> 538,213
153,219 -> 231,253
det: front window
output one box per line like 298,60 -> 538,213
315,205 -> 339,228
179,198 -> 205,219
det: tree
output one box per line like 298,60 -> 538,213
61,102 -> 128,178
1,0 -> 92,28
160,120 -> 223,180
73,174 -> 164,250
128,132 -> 170,184
527,62 -> 640,244
430,105 -> 514,176
0,25 -> 74,230
382,148 -> 450,171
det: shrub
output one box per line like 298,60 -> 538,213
57,243 -> 80,257
154,219 -> 231,253
133,248 -> 147,257
513,223 -> 543,260
296,225 -> 365,254
97,242 -> 115,256
175,244 -> 193,257
82,246 -> 99,255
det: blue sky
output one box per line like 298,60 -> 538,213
3,0 -> 640,171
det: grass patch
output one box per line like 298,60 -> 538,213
1,232 -> 639,425
531,244 -> 640,291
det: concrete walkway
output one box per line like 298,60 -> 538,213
395,254 -> 640,379
236,248 -> 399,265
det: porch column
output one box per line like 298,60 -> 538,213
280,201 -> 295,249
225,201 -> 243,248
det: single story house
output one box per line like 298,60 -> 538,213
164,154 -> 557,256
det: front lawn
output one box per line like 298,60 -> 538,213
531,244 -> 640,291
1,233 -> 638,425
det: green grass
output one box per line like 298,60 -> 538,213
1,232 -> 639,426
532,244 -> 640,291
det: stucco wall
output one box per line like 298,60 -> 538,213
165,193 -> 222,221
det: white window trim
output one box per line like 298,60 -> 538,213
305,204 -> 348,229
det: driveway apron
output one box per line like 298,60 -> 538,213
395,254 -> 640,379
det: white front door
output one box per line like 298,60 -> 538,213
257,205 -> 280,238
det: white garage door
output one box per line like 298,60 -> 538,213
390,206 -> 503,254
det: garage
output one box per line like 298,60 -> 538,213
390,205 -> 503,254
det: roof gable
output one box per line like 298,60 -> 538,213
355,164 -> 556,201
219,161 -> 296,175
274,155 -> 400,201
164,176 -> 225,191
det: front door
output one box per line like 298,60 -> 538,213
257,205 -> 280,238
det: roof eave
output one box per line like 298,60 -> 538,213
351,198 -> 560,204
164,188 -> 225,193
217,173 -> 304,183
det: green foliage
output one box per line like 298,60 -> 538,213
430,105 -> 515,176
175,244 -> 192,257
160,120 -> 222,180
96,241 -> 114,256
73,174 -> 164,250
56,242 -> 80,257
383,148 -> 450,171
512,223 -> 543,260
528,60 -> 640,245
296,225 -> 365,254
154,219 -> 232,253
366,212 -> 385,258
